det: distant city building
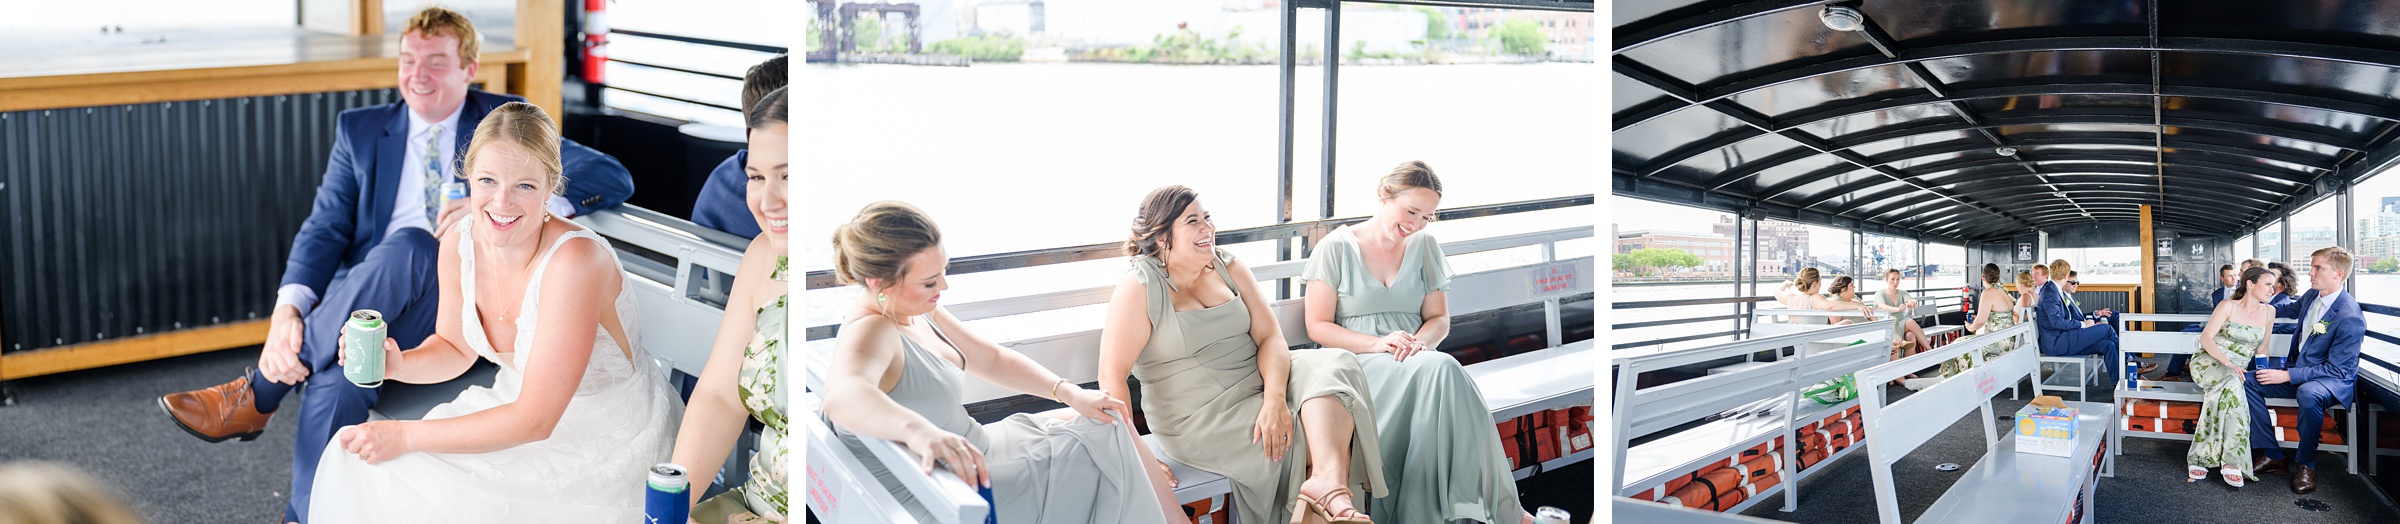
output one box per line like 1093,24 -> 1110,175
1714,215 -> 1812,266
1618,229 -> 1736,276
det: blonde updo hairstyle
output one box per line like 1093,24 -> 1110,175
831,201 -> 942,292
1793,267 -> 1822,293
459,101 -> 566,197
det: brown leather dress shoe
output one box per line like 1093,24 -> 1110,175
2254,457 -> 2289,475
159,372 -> 273,443
2293,465 -> 2318,494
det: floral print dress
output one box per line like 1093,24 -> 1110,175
705,256 -> 787,522
2188,322 -> 2261,479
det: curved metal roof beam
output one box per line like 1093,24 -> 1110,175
1844,175 -> 2281,219
1660,112 -> 2357,187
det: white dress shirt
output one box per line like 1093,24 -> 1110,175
273,106 -> 461,315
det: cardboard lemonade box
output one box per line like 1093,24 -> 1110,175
2015,396 -> 2079,457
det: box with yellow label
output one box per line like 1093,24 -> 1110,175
2014,399 -> 2078,457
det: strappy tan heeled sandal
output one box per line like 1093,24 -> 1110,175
1291,485 -> 1371,524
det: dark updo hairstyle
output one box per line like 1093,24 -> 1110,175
1827,275 -> 1857,296
1981,263 -> 2002,286
2269,262 -> 2298,295
1126,185 -> 1201,258
2231,267 -> 2273,301
831,201 -> 941,290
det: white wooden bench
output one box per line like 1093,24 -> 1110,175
1850,320 -> 2113,523
799,343 -> 990,523
2112,313 -> 2358,474
803,227 -> 1596,519
1612,322 -> 1890,514
1612,495 -> 1793,523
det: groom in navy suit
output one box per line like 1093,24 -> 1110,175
153,8 -> 632,522
2036,260 -> 2122,381
2249,246 -> 2365,494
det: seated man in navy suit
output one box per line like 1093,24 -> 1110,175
2249,247 -> 2365,494
689,55 -> 786,239
2036,259 -> 2122,381
153,8 -> 634,523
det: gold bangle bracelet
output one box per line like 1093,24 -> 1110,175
1049,379 -> 1071,402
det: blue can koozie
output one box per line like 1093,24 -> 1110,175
979,484 -> 998,524
2125,361 -> 2139,389
645,463 -> 689,524
2254,355 -> 2271,371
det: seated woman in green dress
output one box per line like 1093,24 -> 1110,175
1296,161 -> 1534,524
666,86 -> 791,523
1100,186 -> 1388,524
822,201 -> 1186,524
2187,267 -> 2276,488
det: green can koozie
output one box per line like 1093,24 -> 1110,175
342,310 -> 387,388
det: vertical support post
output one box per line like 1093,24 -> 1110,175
2140,205 -> 2155,330
1320,1 -> 1340,221
2281,216 -> 2292,265
515,0 -> 566,118
1734,212 -> 1746,336
1273,0 -> 1299,301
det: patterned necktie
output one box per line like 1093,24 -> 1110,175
420,124 -> 445,227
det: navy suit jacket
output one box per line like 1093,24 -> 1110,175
2034,281 -> 2085,349
692,150 -> 761,239
2271,294 -> 2301,334
2270,288 -> 2365,405
279,91 -> 635,296
2210,287 -> 2230,305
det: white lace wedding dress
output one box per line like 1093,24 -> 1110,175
310,226 -> 684,523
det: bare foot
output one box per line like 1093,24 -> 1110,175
1298,476 -> 1367,521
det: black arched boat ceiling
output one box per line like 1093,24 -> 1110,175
1611,0 -> 2400,243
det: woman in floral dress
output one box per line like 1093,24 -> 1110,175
2188,267 -> 2277,488
667,87 -> 789,522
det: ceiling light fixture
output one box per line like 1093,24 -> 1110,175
1820,6 -> 1865,32
1995,146 -> 2018,157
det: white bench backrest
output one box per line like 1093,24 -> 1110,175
956,256 -> 1595,404
575,207 -> 748,378
799,340 -> 990,523
1853,321 -> 2039,524
1609,322 -> 1888,492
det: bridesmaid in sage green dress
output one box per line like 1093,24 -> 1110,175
1101,186 -> 1388,524
668,88 -> 791,522
2187,267 -> 2277,488
1299,162 -> 1534,524
822,201 -> 1185,524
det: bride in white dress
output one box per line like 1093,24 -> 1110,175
308,102 -> 683,523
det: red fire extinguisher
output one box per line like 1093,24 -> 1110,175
582,0 -> 609,83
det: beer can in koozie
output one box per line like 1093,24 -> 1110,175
1533,506 -> 1571,524
645,463 -> 689,524
441,181 -> 468,210
341,310 -> 387,388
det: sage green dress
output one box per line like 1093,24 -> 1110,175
1299,226 -> 1524,523
1130,248 -> 1388,524
833,313 -> 1167,524
696,257 -> 790,523
2188,322 -> 2261,479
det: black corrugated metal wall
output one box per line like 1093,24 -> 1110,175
0,88 -> 398,352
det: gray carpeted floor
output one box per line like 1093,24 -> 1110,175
1740,379 -> 2400,523
3,347 -> 294,523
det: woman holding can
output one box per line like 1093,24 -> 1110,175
304,101 -> 685,523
